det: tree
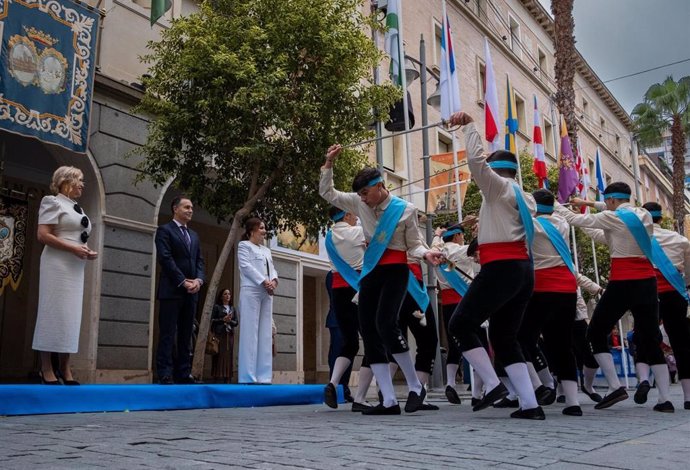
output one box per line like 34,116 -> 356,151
551,0 -> 579,152
632,76 -> 690,233
135,0 -> 398,378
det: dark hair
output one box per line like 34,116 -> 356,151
603,182 -> 631,199
216,288 -> 232,305
487,150 -> 517,178
328,206 -> 344,219
467,238 -> 479,257
532,189 -> 555,211
352,167 -> 383,192
442,223 -> 464,243
243,217 -> 263,240
171,195 -> 191,213
642,201 -> 663,223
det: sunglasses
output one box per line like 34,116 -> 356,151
74,204 -> 90,243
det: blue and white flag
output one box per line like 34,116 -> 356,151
439,13 -> 461,120
594,147 -> 606,202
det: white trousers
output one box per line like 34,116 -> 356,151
238,286 -> 274,384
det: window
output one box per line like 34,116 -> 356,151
543,117 -> 555,157
537,48 -> 547,78
438,132 -> 452,154
605,173 -> 612,185
514,91 -> 526,134
582,99 -> 588,118
434,22 -> 443,67
477,59 -> 486,102
588,159 -> 595,189
599,117 -> 606,138
615,134 -> 621,155
509,16 -> 521,57
475,0 -> 487,20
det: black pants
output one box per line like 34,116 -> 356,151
396,280 -> 438,374
587,278 -> 664,365
659,291 -> 690,380
333,286 -> 369,367
518,292 -> 578,382
449,259 -> 534,367
359,264 -> 410,364
442,304 -> 462,365
573,319 -> 598,370
157,297 -> 196,379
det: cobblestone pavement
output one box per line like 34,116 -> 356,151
1,384 -> 688,469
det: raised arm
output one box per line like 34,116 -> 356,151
319,145 -> 360,214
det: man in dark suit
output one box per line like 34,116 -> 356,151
155,196 -> 206,384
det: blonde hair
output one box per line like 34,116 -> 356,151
50,166 -> 83,195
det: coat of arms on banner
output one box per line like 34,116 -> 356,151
0,0 -> 101,153
0,199 -> 28,295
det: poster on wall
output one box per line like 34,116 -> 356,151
426,150 -> 470,216
0,0 -> 101,153
0,198 -> 28,295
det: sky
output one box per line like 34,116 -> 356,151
537,0 -> 690,114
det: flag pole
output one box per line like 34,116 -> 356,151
396,2 -> 414,202
506,73 -> 523,188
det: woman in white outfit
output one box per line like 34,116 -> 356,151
34,166 -> 98,384
237,217 -> 278,384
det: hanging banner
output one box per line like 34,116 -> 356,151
0,198 -> 28,295
0,0 -> 100,153
427,150 -> 469,214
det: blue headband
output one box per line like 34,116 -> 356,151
367,176 -> 383,187
444,228 -> 464,238
603,192 -> 631,200
331,211 -> 345,222
488,161 -> 518,170
648,210 -> 662,218
536,204 -> 554,214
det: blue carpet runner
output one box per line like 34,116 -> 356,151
0,384 -> 343,416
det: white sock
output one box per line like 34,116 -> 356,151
329,357 -> 352,385
370,363 -> 397,407
473,370 -> 485,399
446,363 -> 459,387
392,352 -> 422,394
500,376 -> 518,400
462,347 -> 500,390
538,368 -> 555,389
526,362 -> 543,390
583,366 -> 598,393
681,378 -> 690,402
594,352 -> 622,391
556,381 -> 563,397
650,364 -> 671,403
354,366 -> 373,403
636,362 -> 650,383
561,380 -> 579,407
505,363 -> 539,410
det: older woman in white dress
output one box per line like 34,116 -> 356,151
237,217 -> 278,384
34,166 -> 98,384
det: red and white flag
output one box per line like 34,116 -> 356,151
483,37 -> 500,152
532,95 -> 547,189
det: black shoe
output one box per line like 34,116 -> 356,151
351,402 -> 373,412
404,387 -> 427,413
473,383 -> 509,412
471,397 -> 482,407
562,405 -> 583,416
493,397 -> 519,408
324,383 -> 338,409
535,385 -> 556,406
361,403 -> 401,415
378,390 -> 384,405
510,406 -> 545,420
159,376 -> 174,385
445,385 -> 461,404
594,387 -> 628,410
634,380 -> 651,404
583,389 -> 603,403
419,403 -> 440,411
40,372 -> 60,385
685,401 -> 690,410
653,401 -> 675,413
176,375 -> 201,384
343,386 -> 354,403
556,395 -> 565,403
63,380 -> 80,386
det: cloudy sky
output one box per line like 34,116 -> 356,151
537,0 -> 690,114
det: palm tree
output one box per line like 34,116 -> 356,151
551,0 -> 579,152
632,76 -> 690,234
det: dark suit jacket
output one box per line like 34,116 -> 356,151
211,304 -> 239,335
155,221 -> 206,300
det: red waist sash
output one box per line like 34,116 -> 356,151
408,263 -> 423,281
379,249 -> 408,265
655,268 -> 675,293
479,241 -> 529,265
534,265 -> 577,293
440,288 -> 462,306
609,257 -> 654,281
332,271 -> 355,289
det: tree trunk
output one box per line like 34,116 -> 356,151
671,116 -> 687,234
551,0 -> 579,151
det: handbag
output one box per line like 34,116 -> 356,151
206,332 -> 220,355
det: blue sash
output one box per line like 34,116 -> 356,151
407,271 -> 430,312
438,265 -> 469,296
615,208 -> 653,262
325,230 -> 360,290
359,196 -> 408,283
535,217 -> 576,276
512,183 -> 534,250
651,237 -> 690,301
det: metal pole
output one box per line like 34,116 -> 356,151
630,134 -> 642,204
371,1 -> 383,170
396,5 -> 414,201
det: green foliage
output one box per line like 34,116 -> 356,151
134,0 -> 399,236
632,76 -> 690,147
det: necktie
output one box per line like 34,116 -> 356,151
181,226 -> 191,249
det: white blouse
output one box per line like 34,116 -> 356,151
237,240 -> 278,288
